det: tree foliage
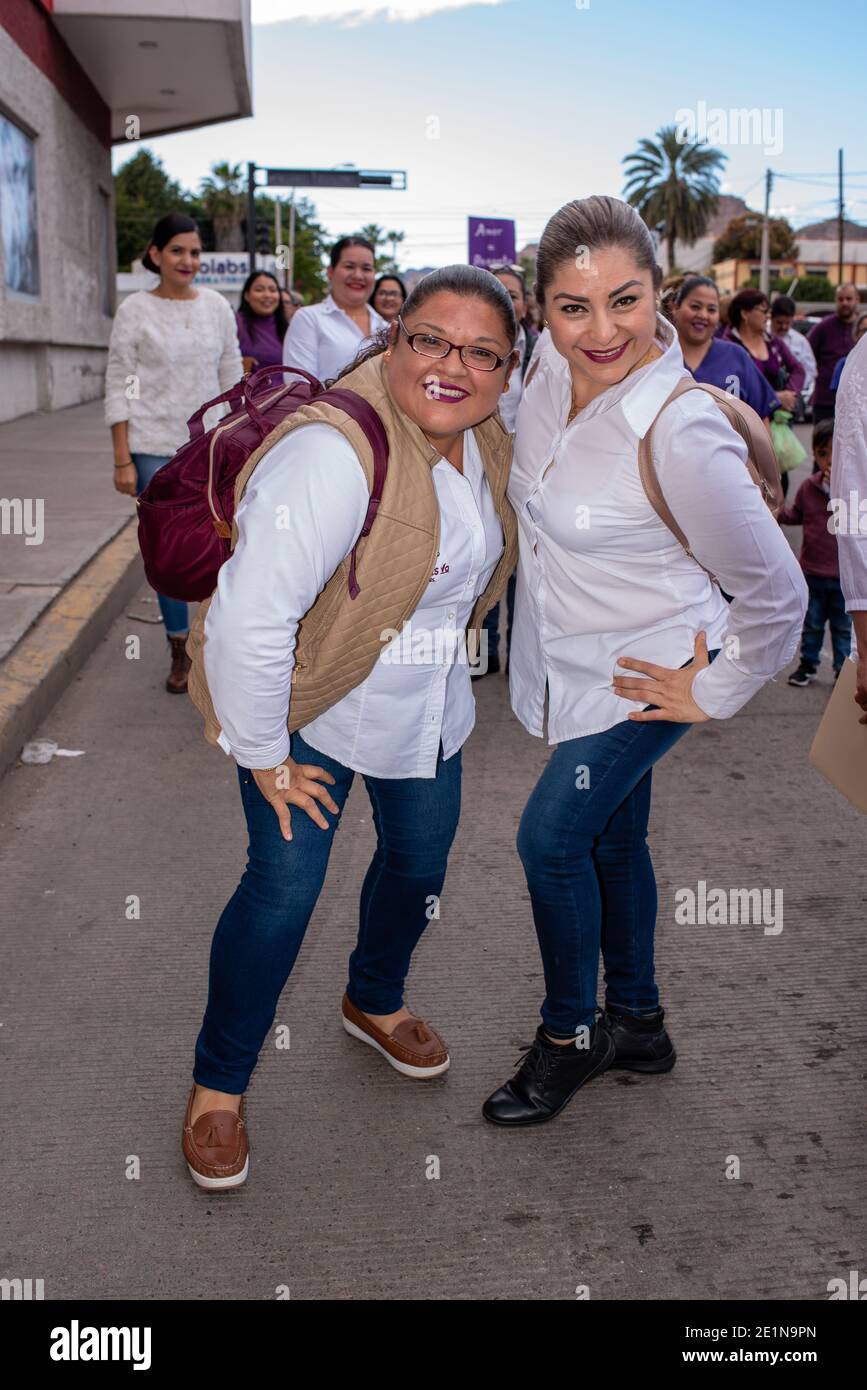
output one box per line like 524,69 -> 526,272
113,148 -> 334,299
622,126 -> 725,272
713,212 -> 799,263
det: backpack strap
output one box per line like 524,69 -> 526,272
637,376 -> 782,582
315,387 -> 390,600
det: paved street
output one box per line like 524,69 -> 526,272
1,553 -> 864,1301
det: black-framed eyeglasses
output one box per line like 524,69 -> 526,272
396,316 -> 512,372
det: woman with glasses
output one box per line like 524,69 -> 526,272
371,273 -> 407,323
723,289 -> 804,414
282,235 -> 388,384
182,265 -> 519,1189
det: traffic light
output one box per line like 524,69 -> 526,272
255,220 -> 271,254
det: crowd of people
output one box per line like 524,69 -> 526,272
102,201 -> 867,1189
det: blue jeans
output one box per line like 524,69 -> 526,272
517,651 -> 718,1039
193,732 -> 462,1093
800,574 -> 851,672
131,453 -> 189,636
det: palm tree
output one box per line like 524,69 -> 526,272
622,127 -> 726,272
359,223 -> 405,273
384,228 -> 405,268
199,161 -> 245,251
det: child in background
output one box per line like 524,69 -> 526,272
779,418 -> 852,686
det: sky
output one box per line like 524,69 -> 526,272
113,0 -> 867,269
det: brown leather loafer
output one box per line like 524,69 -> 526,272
182,1085 -> 249,1189
341,993 -> 449,1078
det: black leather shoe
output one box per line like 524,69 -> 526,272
482,1022 -> 615,1126
471,654 -> 501,680
599,1004 -> 676,1073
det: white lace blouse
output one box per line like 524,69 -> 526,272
104,287 -> 243,456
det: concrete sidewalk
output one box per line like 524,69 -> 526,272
0,405 -> 863,1300
0,401 -> 144,776
0,576 -> 863,1301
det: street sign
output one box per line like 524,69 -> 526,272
264,168 -> 407,190
468,216 -> 517,269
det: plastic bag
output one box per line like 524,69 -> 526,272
770,410 -> 807,473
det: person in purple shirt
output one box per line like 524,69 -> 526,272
669,277 -> 780,419
829,307 -> 867,393
808,282 -> 860,422
235,270 -> 288,379
722,288 -> 805,409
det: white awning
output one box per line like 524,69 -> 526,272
50,0 -> 253,143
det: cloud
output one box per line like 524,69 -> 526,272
252,0 -> 511,25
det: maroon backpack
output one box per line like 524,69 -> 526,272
136,365 -> 389,602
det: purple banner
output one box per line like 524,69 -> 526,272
468,216 -> 516,269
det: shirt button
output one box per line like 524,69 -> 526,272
448,611 -> 456,620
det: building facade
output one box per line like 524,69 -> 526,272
0,0 -> 252,424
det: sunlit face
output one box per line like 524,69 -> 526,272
494,270 -> 528,325
148,231 -> 201,288
836,284 -> 859,320
244,274 -> 280,317
384,291 -> 516,445
373,278 -> 405,321
541,246 -> 659,390
672,285 -> 720,345
328,246 -> 376,309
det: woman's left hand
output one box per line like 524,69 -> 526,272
612,630 -> 711,723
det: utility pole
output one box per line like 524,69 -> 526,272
274,200 -> 283,286
288,194 -> 296,290
246,161 -> 257,265
759,168 -> 773,297
837,148 -> 845,286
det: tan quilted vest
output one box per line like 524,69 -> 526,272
186,351 -> 517,749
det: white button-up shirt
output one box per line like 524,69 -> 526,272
204,423 -> 504,778
282,295 -> 389,384
508,315 -> 808,743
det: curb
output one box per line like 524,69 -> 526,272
0,519 -> 145,780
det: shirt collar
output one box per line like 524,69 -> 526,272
322,294 -> 388,332
619,315 -> 689,439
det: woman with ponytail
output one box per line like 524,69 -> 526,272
105,213 -> 243,692
482,197 -> 807,1127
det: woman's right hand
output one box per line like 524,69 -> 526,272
251,756 -> 339,840
114,461 -> 137,496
